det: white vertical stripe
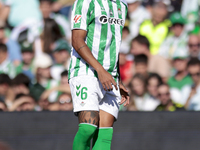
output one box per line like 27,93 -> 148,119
103,0 -> 112,71
121,2 -> 126,26
113,2 -> 120,76
91,0 -> 101,59
80,0 -> 92,30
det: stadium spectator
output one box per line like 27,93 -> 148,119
147,73 -> 163,99
0,0 -> 42,28
156,83 -> 185,111
12,73 -> 30,95
127,0 -> 151,38
60,70 -> 69,86
51,39 -> 71,80
134,54 -> 149,79
48,92 -> 73,111
39,0 -> 71,42
159,12 -> 188,60
168,50 -> 193,104
0,74 -> 13,105
0,101 -> 7,112
16,41 -> 34,80
33,54 -> 59,103
188,34 -> 200,59
182,58 -> 200,110
9,94 -> 36,111
130,35 -> 171,80
0,43 -> 16,78
57,93 -> 73,111
128,73 -> 160,111
34,18 -> 64,55
139,0 -> 171,55
119,27 -> 134,86
0,20 -> 21,66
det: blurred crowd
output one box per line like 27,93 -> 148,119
0,0 -> 200,112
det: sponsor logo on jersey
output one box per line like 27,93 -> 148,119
74,15 -> 81,24
99,15 -> 124,26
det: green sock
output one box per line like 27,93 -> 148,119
92,127 -> 113,150
73,123 -> 97,150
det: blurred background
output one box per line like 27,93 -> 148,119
1,0 -> 200,149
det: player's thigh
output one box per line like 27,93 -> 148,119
77,111 -> 99,126
99,87 -> 121,127
99,110 -> 115,127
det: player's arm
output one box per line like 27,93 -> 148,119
72,29 -> 118,91
117,54 -> 129,106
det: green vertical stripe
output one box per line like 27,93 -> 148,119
97,0 -> 108,66
108,1 -> 116,73
68,58 -> 73,79
73,0 -> 84,28
74,58 -> 81,77
86,1 -> 95,75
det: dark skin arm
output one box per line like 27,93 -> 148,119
117,55 -> 130,107
72,29 -> 118,91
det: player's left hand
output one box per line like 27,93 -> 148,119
119,82 -> 129,106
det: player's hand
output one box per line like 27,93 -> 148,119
97,67 -> 118,91
119,82 -> 129,106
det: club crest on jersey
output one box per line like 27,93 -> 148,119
118,8 -> 122,15
74,15 -> 81,24
99,15 -> 124,26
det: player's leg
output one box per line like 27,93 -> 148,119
73,111 -> 99,150
92,85 -> 121,150
69,76 -> 101,150
92,110 -> 115,150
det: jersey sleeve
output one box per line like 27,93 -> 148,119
71,0 -> 93,31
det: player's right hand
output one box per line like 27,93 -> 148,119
97,68 -> 118,91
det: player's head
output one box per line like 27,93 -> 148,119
134,54 -> 148,77
0,43 -> 8,64
130,35 -> 150,55
39,0 -> 53,19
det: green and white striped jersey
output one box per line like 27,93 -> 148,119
68,0 -> 127,80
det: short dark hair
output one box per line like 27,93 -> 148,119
0,74 -> 11,85
39,0 -> 52,4
12,73 -> 30,88
134,54 -> 148,65
61,70 -> 68,77
0,43 -> 7,52
15,93 -> 35,101
187,58 -> 200,68
158,83 -> 169,89
132,35 -> 150,49
147,73 -> 163,86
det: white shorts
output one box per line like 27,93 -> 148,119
69,75 -> 121,119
